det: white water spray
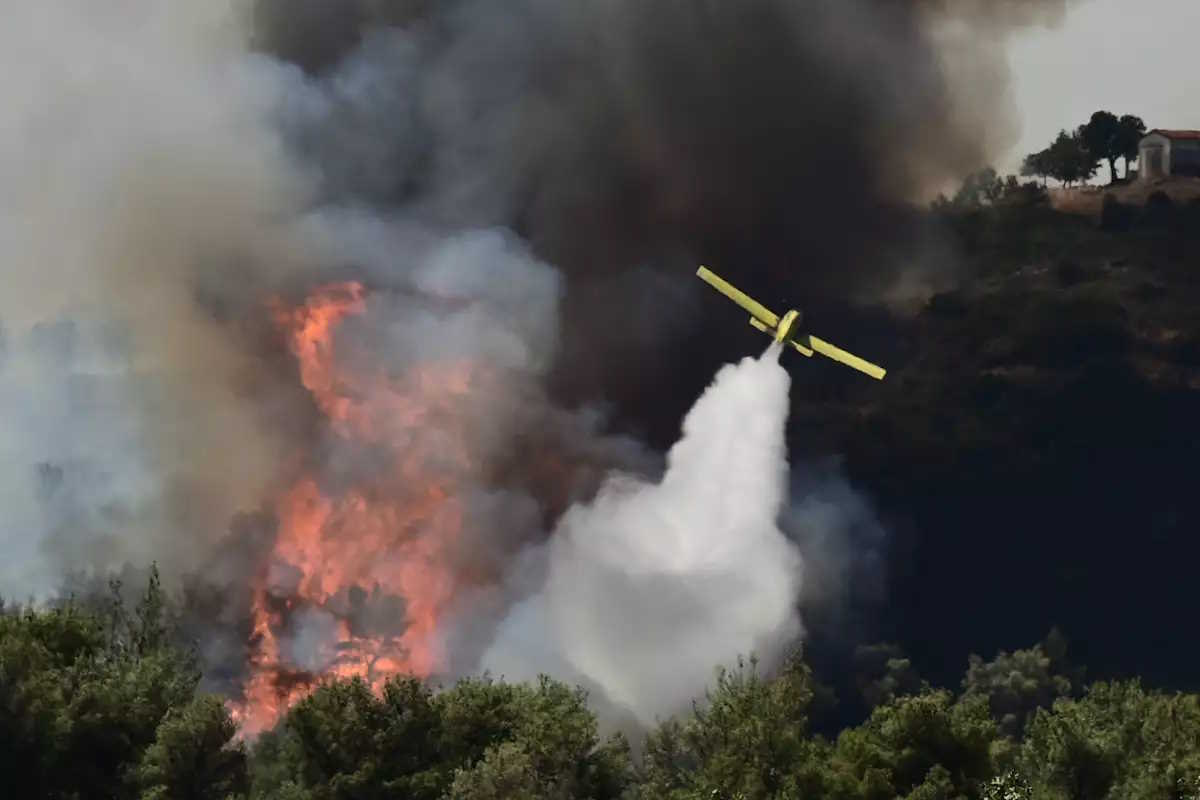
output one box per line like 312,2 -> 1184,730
483,345 -> 804,727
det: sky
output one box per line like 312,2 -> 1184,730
1002,0 -> 1200,182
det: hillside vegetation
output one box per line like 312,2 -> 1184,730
792,193 -> 1200,692
4,569 -> 1200,800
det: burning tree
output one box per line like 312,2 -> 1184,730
234,281 -> 484,733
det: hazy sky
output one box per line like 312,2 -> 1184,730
1003,0 -> 1200,181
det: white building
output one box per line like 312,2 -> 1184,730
1138,130 -> 1200,180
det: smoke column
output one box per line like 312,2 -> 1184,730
0,2 -> 307,599
483,347 -> 802,726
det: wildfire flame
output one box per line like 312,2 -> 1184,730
232,281 -> 481,735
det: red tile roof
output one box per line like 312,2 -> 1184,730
1147,129 -> 1200,140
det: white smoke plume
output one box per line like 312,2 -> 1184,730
482,347 -> 804,727
0,1 -> 306,599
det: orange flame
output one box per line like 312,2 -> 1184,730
233,281 -> 482,735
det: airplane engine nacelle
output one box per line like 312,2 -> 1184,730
747,309 -> 803,341
775,309 -> 802,343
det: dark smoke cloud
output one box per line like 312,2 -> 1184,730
252,0 -> 1075,414
254,0 -> 1070,276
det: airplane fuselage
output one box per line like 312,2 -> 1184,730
774,309 -> 802,343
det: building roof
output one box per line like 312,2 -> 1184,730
1145,129 -> 1200,141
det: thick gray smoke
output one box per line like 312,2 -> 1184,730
1,0 -> 1071,727
250,0 -> 1073,263
482,348 -> 802,727
245,0 -> 1077,422
0,3 -> 303,598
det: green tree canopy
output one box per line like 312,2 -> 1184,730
960,629 -> 1081,739
1022,148 -> 1052,186
0,565 -> 244,800
853,643 -> 928,710
249,673 -> 631,800
828,691 -> 998,800
638,653 -> 826,800
1045,129 -> 1098,187
1081,110 -> 1123,184
8,568 -> 1200,800
136,695 -> 250,800
1115,114 -> 1147,178
1080,110 -> 1148,182
954,167 -> 1003,208
1019,680 -> 1200,800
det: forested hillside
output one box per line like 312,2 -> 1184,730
812,195 -> 1200,692
4,568 -> 1199,799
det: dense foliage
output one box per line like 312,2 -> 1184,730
798,193 -> 1200,703
0,567 -> 247,799
931,108 -> 1149,212
1019,109 -> 1146,186
249,673 -> 631,800
4,572 -> 1198,799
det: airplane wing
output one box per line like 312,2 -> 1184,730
696,266 -> 779,328
804,335 -> 887,380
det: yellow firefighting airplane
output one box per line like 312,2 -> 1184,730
696,266 -> 886,380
